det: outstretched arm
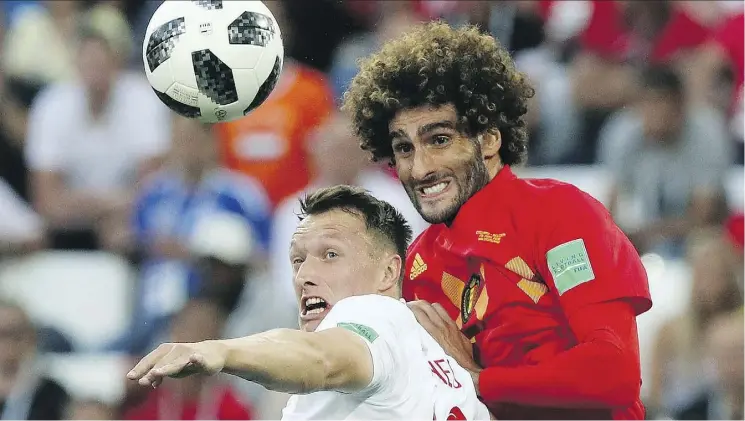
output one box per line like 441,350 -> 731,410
127,327 -> 373,395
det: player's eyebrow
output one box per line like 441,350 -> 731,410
389,120 -> 456,140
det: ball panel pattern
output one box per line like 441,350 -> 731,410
192,0 -> 223,10
145,17 -> 186,72
191,49 -> 238,105
152,88 -> 202,118
227,11 -> 275,47
243,56 -> 282,115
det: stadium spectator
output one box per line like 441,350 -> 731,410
598,65 -> 731,255
675,308 -> 744,420
688,12 -> 744,163
1,1 -> 81,84
24,4 -> 170,251
647,229 -> 743,418
566,0 -> 716,162
215,0 -> 335,208
0,300 -> 69,420
270,110 -> 427,303
121,299 -> 255,420
0,77 -> 42,203
110,116 -> 271,356
328,2 -> 420,101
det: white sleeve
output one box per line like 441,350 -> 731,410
25,86 -> 67,171
315,295 -> 411,395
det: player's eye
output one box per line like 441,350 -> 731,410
392,142 -> 413,156
291,257 -> 304,265
325,250 -> 338,259
431,134 -> 451,146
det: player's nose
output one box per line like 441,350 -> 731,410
293,262 -> 320,288
410,149 -> 437,181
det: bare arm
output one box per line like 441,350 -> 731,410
30,171 -> 115,226
221,328 -> 373,394
127,327 -> 374,395
31,156 -> 163,228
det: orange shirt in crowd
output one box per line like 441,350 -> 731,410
215,60 -> 334,208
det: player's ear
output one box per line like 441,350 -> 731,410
479,129 -> 502,178
378,253 -> 402,293
479,129 -> 501,160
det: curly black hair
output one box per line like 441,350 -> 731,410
341,21 -> 535,166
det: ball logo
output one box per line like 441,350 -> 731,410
214,109 -> 227,120
199,22 -> 213,35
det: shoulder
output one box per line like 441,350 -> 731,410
115,72 -> 162,104
511,178 -> 616,236
325,295 -> 417,335
32,81 -> 82,110
686,106 -> 727,137
516,176 -> 604,211
332,295 -> 410,319
408,225 -> 442,254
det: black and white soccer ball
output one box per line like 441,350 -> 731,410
143,0 -> 283,123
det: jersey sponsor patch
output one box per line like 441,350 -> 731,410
337,322 -> 379,343
546,239 -> 595,295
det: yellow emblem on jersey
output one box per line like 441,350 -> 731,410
409,253 -> 428,280
476,230 -> 506,244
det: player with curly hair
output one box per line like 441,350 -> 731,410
343,22 -> 652,419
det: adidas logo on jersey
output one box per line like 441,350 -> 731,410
410,253 -> 428,280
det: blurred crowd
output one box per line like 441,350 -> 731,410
0,0 -> 742,420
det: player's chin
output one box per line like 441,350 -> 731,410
417,195 -> 461,224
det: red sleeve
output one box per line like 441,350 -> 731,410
478,301 -> 642,409
477,186 -> 650,409
536,186 -> 651,315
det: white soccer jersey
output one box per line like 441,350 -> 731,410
281,295 -> 490,420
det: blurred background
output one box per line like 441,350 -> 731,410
0,0 -> 742,419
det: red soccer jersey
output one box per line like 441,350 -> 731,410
403,166 -> 652,419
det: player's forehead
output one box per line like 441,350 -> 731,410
290,209 -> 369,250
389,103 -> 459,139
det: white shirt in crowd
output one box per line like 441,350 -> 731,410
281,294 -> 491,420
25,72 -> 171,193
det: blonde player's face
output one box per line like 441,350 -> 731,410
389,104 -> 491,224
289,210 -> 386,332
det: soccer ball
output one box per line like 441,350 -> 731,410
143,0 -> 284,123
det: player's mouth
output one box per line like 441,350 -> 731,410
417,179 -> 452,200
300,296 -> 331,321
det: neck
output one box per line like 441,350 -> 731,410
488,161 -> 504,181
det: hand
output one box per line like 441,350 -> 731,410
407,300 -> 479,373
126,341 -> 227,388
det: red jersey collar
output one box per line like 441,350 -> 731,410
450,165 -> 516,231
